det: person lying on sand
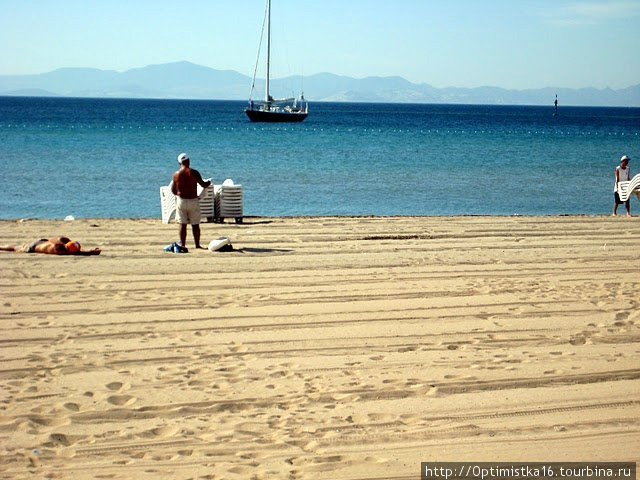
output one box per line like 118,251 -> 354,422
0,236 -> 101,255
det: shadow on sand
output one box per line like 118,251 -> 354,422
233,247 -> 292,254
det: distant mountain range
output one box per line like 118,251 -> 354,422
1,61 -> 638,106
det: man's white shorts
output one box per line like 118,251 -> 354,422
176,197 -> 201,225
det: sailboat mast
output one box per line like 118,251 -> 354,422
265,0 -> 271,105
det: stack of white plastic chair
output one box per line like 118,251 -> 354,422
160,186 -> 177,224
160,179 -> 215,224
214,179 -> 243,223
198,180 -> 215,222
617,173 -> 640,202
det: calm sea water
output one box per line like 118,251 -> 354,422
0,97 -> 638,219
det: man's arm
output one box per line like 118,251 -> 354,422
170,173 -> 178,195
195,170 -> 211,188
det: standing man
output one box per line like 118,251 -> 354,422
613,155 -> 631,217
171,153 -> 211,249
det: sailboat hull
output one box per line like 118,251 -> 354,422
245,109 -> 308,123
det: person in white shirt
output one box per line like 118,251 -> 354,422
613,155 -> 631,217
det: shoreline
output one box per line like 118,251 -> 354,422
1,212 -> 634,221
1,216 -> 639,478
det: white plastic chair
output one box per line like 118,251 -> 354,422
214,179 -> 243,223
617,173 -> 640,202
160,186 -> 176,224
198,183 -> 215,222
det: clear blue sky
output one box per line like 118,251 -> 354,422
2,0 -> 639,89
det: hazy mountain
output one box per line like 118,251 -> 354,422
0,61 -> 638,106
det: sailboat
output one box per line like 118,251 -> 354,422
245,0 -> 308,122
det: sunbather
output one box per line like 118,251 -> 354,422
0,236 -> 101,255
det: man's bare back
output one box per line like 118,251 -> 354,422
172,167 -> 207,199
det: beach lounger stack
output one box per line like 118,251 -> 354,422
160,186 -> 177,224
159,180 -> 215,224
214,180 -> 243,223
617,173 -> 640,202
198,182 -> 215,222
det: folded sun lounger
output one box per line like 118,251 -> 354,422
160,186 -> 177,224
617,173 -> 640,202
214,179 -> 243,223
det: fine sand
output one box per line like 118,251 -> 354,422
1,215 -> 639,479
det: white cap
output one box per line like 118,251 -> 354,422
177,153 -> 189,164
621,155 -> 630,163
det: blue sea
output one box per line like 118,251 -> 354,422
1,97 -> 638,219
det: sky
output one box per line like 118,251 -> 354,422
1,0 -> 639,90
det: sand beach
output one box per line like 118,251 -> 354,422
1,215 -> 639,479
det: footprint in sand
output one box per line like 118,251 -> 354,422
228,343 -> 249,353
29,415 -> 70,427
228,466 -> 253,475
107,395 -> 137,406
47,433 -> 86,447
63,402 -> 80,412
149,425 -> 179,437
398,346 -> 418,353
615,311 -> 631,322
106,381 -> 130,392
